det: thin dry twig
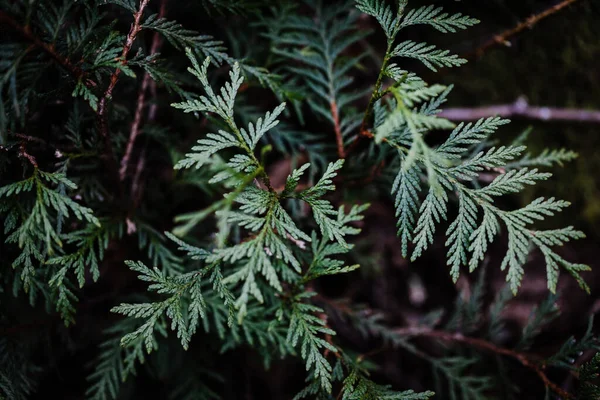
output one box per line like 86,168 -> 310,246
120,72 -> 153,180
439,97 -> 600,123
97,0 -> 150,176
131,147 -> 147,207
471,0 -> 579,58
120,0 -> 166,181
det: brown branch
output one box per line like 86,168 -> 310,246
97,0 -> 150,176
472,0 -> 579,58
330,100 -> 346,158
120,72 -> 153,180
438,97 -> 600,123
98,0 -> 150,111
131,147 -> 147,206
393,327 -> 573,399
0,11 -> 87,84
119,0 -> 166,181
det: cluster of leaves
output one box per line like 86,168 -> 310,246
108,49 -> 422,398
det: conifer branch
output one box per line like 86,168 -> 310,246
0,11 -> 86,83
472,0 -> 579,58
100,0 -> 150,107
392,327 -> 573,399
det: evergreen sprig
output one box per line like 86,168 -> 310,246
358,0 -> 589,294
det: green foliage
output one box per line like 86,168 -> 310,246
85,319 -> 146,400
0,168 -> 102,322
0,0 -> 594,399
357,0 -> 589,294
400,5 -> 479,33
341,358 -> 434,399
268,0 -> 368,145
576,353 -> 600,400
282,292 -> 337,392
391,41 -> 467,72
0,335 -> 39,400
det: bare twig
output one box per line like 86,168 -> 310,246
120,73 -> 153,180
0,11 -> 88,84
471,0 -> 579,58
393,327 -> 573,399
439,97 -> 600,123
120,0 -> 166,181
131,147 -> 147,207
97,0 -> 150,175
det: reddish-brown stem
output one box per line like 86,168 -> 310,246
131,147 -> 147,206
330,100 -> 346,159
120,72 -> 153,180
393,327 -> 573,399
0,11 -> 88,84
119,0 -> 166,181
471,0 -> 579,58
346,127 -> 393,156
97,0 -> 150,177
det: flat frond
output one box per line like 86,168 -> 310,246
401,5 -> 479,33
391,41 -> 467,72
